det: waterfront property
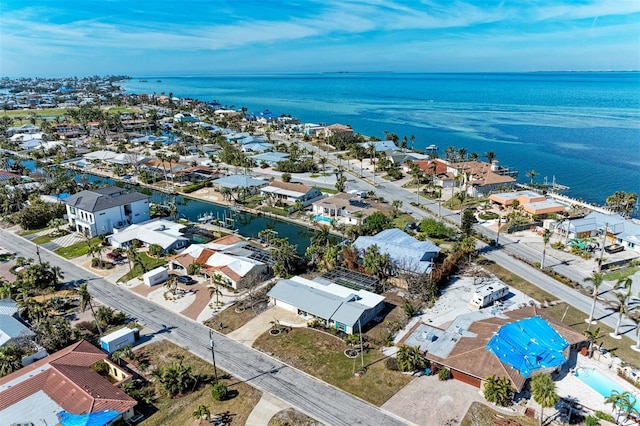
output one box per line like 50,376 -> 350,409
63,186 -> 150,237
169,235 -> 271,289
0,340 -> 136,426
453,160 -> 517,197
260,181 -> 324,207
211,174 -> 268,193
108,218 -> 189,253
401,307 -> 586,392
556,211 -> 640,255
267,275 -> 385,334
311,192 -> 378,225
489,190 -> 567,215
353,228 -> 440,275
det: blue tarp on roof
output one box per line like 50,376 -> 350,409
486,316 -> 568,378
58,410 -> 120,426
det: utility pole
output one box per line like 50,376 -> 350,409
598,223 -> 608,272
358,318 -> 364,369
209,330 -> 219,384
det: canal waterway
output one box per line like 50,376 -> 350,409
81,174 -> 315,253
9,159 -> 315,253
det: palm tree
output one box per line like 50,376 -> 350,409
526,169 -> 538,186
583,327 -> 601,358
605,390 -> 637,424
395,345 -> 425,372
584,272 -> 605,324
483,375 -> 513,407
78,283 -> 103,336
192,404 -> 211,421
530,373 -> 559,426
208,274 -> 225,306
0,345 -> 25,378
609,292 -> 630,339
540,229 -> 552,269
484,150 -> 496,164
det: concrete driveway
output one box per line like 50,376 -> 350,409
227,306 -> 307,347
382,375 -> 488,426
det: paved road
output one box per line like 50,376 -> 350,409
294,137 -> 640,339
0,229 -> 409,426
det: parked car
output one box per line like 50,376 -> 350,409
106,252 -> 123,261
176,275 -> 193,284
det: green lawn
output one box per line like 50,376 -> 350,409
603,266 -> 640,282
31,234 -> 55,245
320,187 -> 339,194
19,227 -> 49,237
117,252 -> 167,282
1,108 -> 69,119
54,236 -> 103,259
253,328 -> 413,406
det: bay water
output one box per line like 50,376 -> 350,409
122,72 -> 640,207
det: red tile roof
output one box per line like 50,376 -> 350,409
0,340 -> 136,415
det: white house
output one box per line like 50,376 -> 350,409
108,219 -> 189,253
312,193 -> 378,226
169,236 -> 271,289
63,186 -> 150,237
260,181 -> 324,207
267,276 -> 385,334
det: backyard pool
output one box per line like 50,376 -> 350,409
313,215 -> 333,223
575,367 -> 640,411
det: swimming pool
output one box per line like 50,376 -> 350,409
75,161 -> 87,167
313,215 -> 332,223
575,368 -> 640,411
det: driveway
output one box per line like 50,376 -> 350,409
227,306 -> 308,347
382,375 -> 489,425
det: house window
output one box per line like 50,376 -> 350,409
69,207 -> 75,214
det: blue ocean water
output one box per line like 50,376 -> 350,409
121,72 -> 640,206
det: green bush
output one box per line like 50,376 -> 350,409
478,212 -> 499,220
594,411 -> 614,422
181,182 -> 206,193
211,382 -> 229,401
438,367 -> 450,381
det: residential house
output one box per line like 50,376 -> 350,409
63,186 -> 150,236
0,298 -> 36,348
267,275 -> 385,334
303,123 -> 325,136
353,228 -> 440,275
324,123 -> 353,138
0,340 -> 137,426
359,140 -> 397,152
401,307 -> 585,392
404,159 -> 455,189
251,152 -> 290,167
556,211 -> 640,254
312,193 -> 378,226
169,235 -> 271,289
242,142 -> 274,153
212,174 -> 268,193
261,181 -> 324,207
173,112 -> 198,123
489,190 -> 567,216
109,219 -> 189,253
450,160 -> 517,197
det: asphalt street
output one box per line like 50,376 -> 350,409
298,138 -> 639,338
0,229 -> 409,426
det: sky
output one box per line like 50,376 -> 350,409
2,0 -> 640,77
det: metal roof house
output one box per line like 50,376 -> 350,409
0,298 -> 35,347
353,228 -> 440,275
63,186 -> 150,237
108,218 -> 189,253
267,276 -> 385,334
212,174 -> 268,191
